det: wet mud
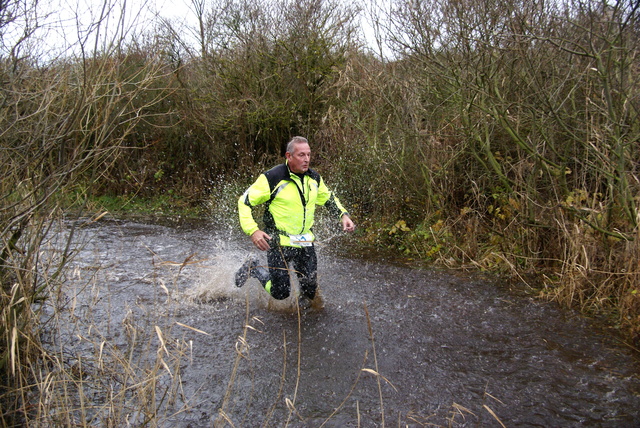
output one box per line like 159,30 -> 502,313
45,218 -> 640,427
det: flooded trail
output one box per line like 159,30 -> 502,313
48,218 -> 639,427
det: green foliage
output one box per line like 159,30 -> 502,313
86,193 -> 207,217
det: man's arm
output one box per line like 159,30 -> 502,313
341,213 -> 355,232
250,230 -> 272,251
238,174 -> 274,250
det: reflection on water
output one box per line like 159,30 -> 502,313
45,218 -> 639,427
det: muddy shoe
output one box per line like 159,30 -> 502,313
311,291 -> 324,310
235,255 -> 259,288
298,295 -> 313,311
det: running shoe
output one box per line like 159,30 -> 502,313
235,255 -> 259,287
298,294 -> 313,310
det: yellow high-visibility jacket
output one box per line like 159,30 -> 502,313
238,162 -> 349,247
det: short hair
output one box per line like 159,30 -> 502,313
286,136 -> 309,154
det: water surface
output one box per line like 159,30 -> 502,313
47,218 -> 640,427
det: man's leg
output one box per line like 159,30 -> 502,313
266,246 -> 293,300
295,246 -> 318,300
235,255 -> 270,288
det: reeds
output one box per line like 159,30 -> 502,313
0,226 -> 198,426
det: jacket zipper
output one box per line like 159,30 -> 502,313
290,173 -> 308,234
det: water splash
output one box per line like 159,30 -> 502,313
183,250 -> 251,303
184,249 -> 322,313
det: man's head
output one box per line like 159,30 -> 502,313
285,136 -> 311,174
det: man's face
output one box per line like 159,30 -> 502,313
286,142 -> 311,174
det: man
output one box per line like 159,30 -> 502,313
235,136 -> 355,309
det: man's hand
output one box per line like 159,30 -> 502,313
251,230 -> 272,251
341,214 -> 355,233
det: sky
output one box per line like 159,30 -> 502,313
5,0 -> 389,60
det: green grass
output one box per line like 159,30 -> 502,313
65,191 -> 209,219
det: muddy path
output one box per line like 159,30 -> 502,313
45,218 -> 640,427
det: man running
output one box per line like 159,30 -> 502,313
235,136 -> 355,309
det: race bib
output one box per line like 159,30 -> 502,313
289,233 -> 314,247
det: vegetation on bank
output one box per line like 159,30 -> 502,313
0,0 -> 638,424
66,192 -> 210,219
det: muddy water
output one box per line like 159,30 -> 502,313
48,218 -> 639,427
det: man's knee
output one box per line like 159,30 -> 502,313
267,275 -> 291,300
270,283 -> 290,300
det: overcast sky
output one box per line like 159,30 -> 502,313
9,0 -> 387,60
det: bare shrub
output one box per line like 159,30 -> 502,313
359,0 -> 639,340
0,0 -> 176,423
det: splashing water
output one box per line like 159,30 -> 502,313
184,249 -> 324,313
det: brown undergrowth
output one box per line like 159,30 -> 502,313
359,204 -> 640,349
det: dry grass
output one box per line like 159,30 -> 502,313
0,250 -> 193,426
